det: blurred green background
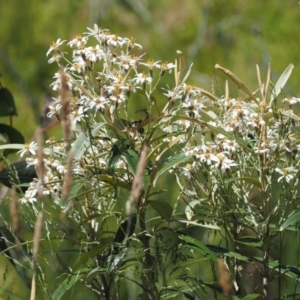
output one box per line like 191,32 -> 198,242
1,0 -> 300,140
1,1 -> 300,298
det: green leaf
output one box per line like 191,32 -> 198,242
108,139 -> 129,168
52,272 -> 85,300
148,189 -> 167,197
280,211 -> 300,231
269,222 -> 298,232
199,109 -> 218,122
118,257 -> 140,271
113,117 -> 131,131
270,63 -> 294,104
0,87 -> 17,116
91,122 -> 106,136
225,251 -> 252,263
179,235 -> 217,261
185,200 -> 201,220
236,236 -> 262,248
0,124 -> 25,156
72,122 -> 105,161
0,287 -> 24,300
148,200 -> 173,220
253,256 -> 300,281
56,253 -> 72,273
205,244 -> 229,254
153,152 -> 191,186
175,219 -> 220,230
67,181 -> 84,201
123,148 -> 139,175
96,174 -> 131,190
0,143 -> 25,151
215,64 -> 257,102
72,131 -> 89,161
100,215 -> 118,239
225,177 -> 261,188
107,247 -> 127,275
74,245 -> 107,270
169,258 -> 211,277
233,294 -> 260,300
60,181 -> 84,212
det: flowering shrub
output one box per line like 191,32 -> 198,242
1,25 -> 300,299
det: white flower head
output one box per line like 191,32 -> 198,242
283,96 -> 300,106
133,73 -> 152,85
71,106 -> 86,124
106,34 -> 127,47
182,99 -> 205,118
46,38 -> 66,56
90,96 -> 108,110
140,60 -> 161,70
84,45 -> 104,62
68,35 -> 88,48
48,52 -> 63,64
275,167 -> 297,183
85,24 -> 104,37
18,142 -> 38,158
160,61 -> 176,75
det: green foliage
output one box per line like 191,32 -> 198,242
5,24 -> 300,299
1,3 -> 300,299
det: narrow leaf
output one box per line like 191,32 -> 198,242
280,211 -> 300,231
0,144 -> 24,150
179,235 -> 217,261
153,152 -> 191,186
215,64 -> 257,102
225,251 -> 252,262
72,122 -> 105,161
225,177 -> 261,188
148,190 -> 167,197
123,149 -> 139,175
270,63 -> 294,104
253,256 -> 300,281
236,236 -> 262,248
72,131 -> 89,161
56,254 -> 72,273
67,181 -> 84,201
74,245 -> 106,270
107,247 -> 127,275
175,219 -> 220,230
52,273 -> 84,300
233,294 -> 260,300
148,200 -> 173,220
0,287 -> 24,300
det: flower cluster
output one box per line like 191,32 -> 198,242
15,25 -> 300,210
18,25 -> 179,203
175,92 -> 300,182
46,25 -> 177,127
18,136 -> 111,204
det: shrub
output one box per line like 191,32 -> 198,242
1,25 -> 300,300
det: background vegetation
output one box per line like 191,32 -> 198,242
1,1 -> 300,299
1,0 -> 300,136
